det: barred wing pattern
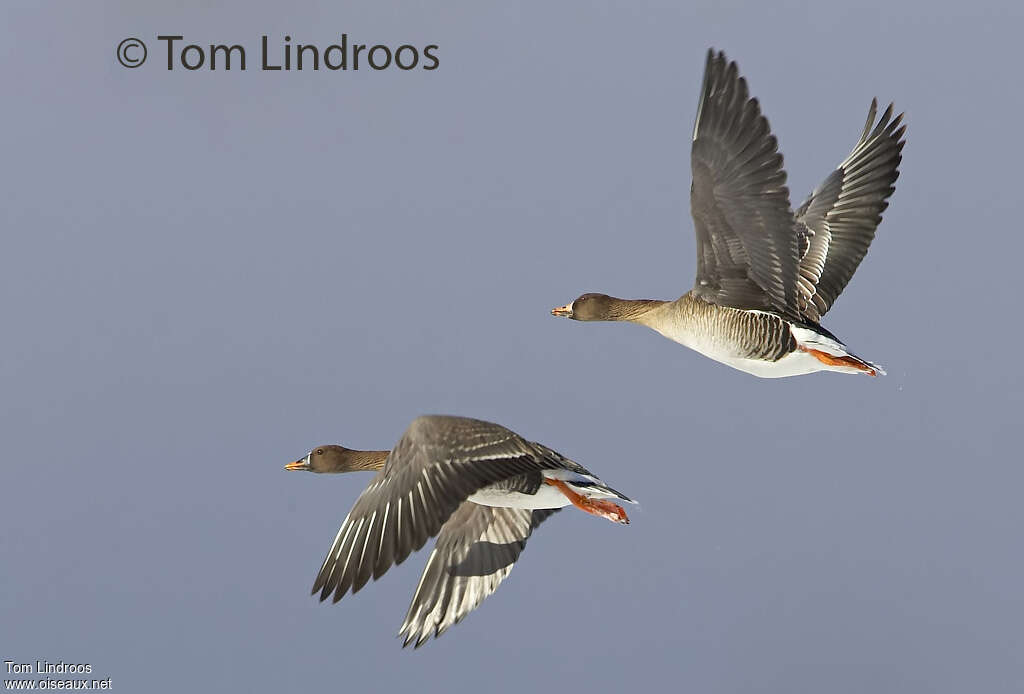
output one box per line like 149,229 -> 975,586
311,416 -> 561,604
795,100 -> 906,322
690,49 -> 802,318
399,505 -> 560,648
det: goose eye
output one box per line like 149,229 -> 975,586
316,449 -> 323,455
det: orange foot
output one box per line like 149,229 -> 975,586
545,479 -> 629,524
798,345 -> 878,376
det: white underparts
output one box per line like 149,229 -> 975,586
467,484 -> 570,510
641,307 -> 877,378
715,326 -> 870,378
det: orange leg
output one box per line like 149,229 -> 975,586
798,345 -> 878,376
545,479 -> 629,524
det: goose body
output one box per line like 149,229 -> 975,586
634,295 -> 881,378
285,415 -> 634,648
552,49 -> 905,378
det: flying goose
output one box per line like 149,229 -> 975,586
285,415 -> 634,648
552,49 -> 906,378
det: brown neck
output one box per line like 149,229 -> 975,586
347,449 -> 390,471
604,297 -> 666,322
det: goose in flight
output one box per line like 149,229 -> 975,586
285,415 -> 634,647
552,49 -> 906,378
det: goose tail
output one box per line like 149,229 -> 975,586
790,325 -> 885,377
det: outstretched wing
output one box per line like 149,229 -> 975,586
310,416 -> 562,603
399,505 -> 560,648
795,100 -> 906,321
690,49 -> 802,318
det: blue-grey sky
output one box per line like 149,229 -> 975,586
2,2 -> 1022,692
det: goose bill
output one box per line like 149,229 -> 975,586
550,303 -> 573,317
285,453 -> 311,471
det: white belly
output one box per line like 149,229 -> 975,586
643,311 -> 844,378
467,483 -> 571,510
650,324 -> 821,378
719,350 -> 828,378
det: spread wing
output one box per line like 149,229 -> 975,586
399,505 -> 560,648
310,416 -> 562,603
795,100 -> 906,321
690,49 -> 802,318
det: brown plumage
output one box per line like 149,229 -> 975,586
285,415 -> 634,647
552,49 -> 905,378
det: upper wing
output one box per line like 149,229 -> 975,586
399,504 -> 560,648
690,49 -> 802,317
310,416 -> 561,603
795,99 -> 905,321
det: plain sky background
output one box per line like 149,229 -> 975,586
2,2 -> 1022,692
